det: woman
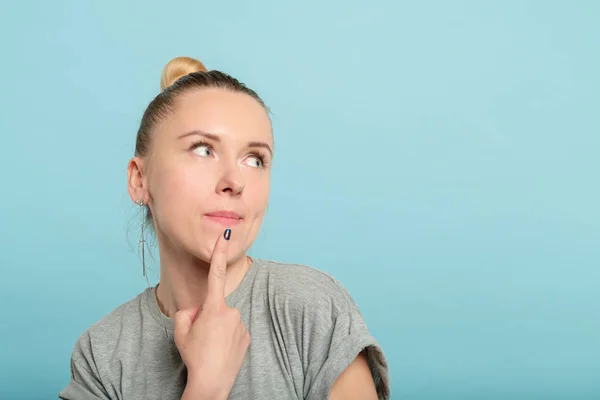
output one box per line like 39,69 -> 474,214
59,56 -> 390,400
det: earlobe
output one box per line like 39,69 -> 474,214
127,157 -> 147,204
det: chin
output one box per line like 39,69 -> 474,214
190,236 -> 244,265
160,220 -> 250,264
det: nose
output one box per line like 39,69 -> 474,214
216,165 -> 245,197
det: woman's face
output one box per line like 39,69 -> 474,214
137,87 -> 273,264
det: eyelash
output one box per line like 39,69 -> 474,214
189,140 -> 268,167
189,140 -> 212,153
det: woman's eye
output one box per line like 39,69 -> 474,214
246,155 -> 263,168
192,145 -> 212,157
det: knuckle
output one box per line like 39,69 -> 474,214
230,308 -> 242,319
202,302 -> 219,314
210,266 -> 226,280
225,308 -> 242,324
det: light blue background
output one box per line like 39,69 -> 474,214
1,1 -> 599,398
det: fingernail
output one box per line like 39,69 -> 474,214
224,229 -> 231,240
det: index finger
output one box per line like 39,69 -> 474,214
205,228 -> 232,307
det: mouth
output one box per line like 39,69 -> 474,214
204,210 -> 244,227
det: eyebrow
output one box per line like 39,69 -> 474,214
178,130 -> 273,156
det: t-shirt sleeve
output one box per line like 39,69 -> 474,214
303,306 -> 390,400
58,335 -> 111,400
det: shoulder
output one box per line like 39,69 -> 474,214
69,290 -> 147,366
250,258 -> 366,342
59,291 -> 148,399
254,258 -> 359,316
252,259 -> 391,399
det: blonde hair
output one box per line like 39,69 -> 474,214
159,56 -> 208,91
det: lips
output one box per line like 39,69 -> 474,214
204,210 -> 243,226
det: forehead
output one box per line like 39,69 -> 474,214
160,87 -> 272,145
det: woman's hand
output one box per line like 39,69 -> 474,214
175,229 -> 251,400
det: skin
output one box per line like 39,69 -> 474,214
127,87 -> 377,399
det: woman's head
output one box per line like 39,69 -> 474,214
127,56 -> 273,265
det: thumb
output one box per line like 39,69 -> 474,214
173,308 -> 199,345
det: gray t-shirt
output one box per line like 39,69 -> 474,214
59,258 -> 390,399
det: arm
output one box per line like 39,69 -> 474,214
299,277 -> 390,400
59,333 -> 113,400
58,358 -> 110,400
329,351 -> 379,400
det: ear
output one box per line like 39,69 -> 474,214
127,156 -> 148,204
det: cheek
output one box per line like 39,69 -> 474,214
245,173 -> 270,211
151,164 -> 214,216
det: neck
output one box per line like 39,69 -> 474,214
154,241 -> 251,319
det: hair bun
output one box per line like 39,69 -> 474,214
160,56 -> 207,91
